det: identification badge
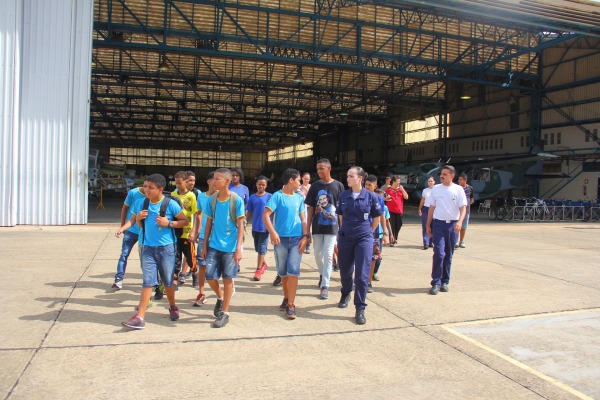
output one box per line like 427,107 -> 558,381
363,213 -> 369,220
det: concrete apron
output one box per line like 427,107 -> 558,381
1,209 -> 599,399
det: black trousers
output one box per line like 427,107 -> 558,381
389,212 -> 403,241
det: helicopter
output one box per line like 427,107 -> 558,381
384,147 -> 562,201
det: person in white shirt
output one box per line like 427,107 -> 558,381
425,165 -> 467,295
418,177 -> 436,250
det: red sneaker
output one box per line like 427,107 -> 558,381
260,262 -> 268,274
253,268 -> 262,281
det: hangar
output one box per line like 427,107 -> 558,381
1,0 -> 599,225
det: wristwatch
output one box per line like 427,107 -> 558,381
302,234 -> 310,239
169,220 -> 174,228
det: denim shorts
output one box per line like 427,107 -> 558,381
140,244 -> 175,288
252,231 -> 269,255
196,237 -> 207,267
205,247 -> 238,280
274,236 -> 303,277
462,213 -> 470,230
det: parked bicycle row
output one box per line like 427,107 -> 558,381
483,197 -> 600,222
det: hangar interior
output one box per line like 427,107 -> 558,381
1,0 -> 600,225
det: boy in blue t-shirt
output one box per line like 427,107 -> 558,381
119,174 -> 188,330
246,176 -> 272,281
112,186 -> 145,289
201,168 -> 245,328
263,168 -> 309,320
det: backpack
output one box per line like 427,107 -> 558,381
209,192 -> 245,242
141,194 -> 183,244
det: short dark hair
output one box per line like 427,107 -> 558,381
459,172 -> 468,181
282,168 -> 300,184
256,175 -> 269,183
174,171 -> 187,180
231,167 -> 244,183
145,173 -> 166,189
185,171 -> 196,179
316,158 -> 331,168
442,165 -> 456,175
366,174 -> 378,183
206,171 -> 215,180
215,168 -> 232,180
391,175 -> 401,183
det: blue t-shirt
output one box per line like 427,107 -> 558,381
131,196 -> 183,246
229,184 -> 250,206
204,194 -> 245,253
196,192 -> 212,239
265,191 -> 306,238
377,205 -> 390,237
124,187 -> 145,234
247,192 -> 272,233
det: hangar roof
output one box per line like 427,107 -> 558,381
90,0 -> 600,151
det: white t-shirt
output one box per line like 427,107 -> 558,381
422,187 -> 433,208
430,183 -> 467,221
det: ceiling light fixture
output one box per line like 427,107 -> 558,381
158,55 -> 170,72
460,94 -> 471,100
293,66 -> 304,83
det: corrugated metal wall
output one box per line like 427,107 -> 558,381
0,0 -> 93,226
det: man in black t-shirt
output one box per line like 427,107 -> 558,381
456,173 -> 474,249
305,158 -> 345,300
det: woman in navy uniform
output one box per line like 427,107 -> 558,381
336,166 -> 382,324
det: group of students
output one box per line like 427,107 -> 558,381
112,160 -> 468,330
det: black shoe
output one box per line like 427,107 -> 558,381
318,275 -> 322,287
355,309 -> 366,325
423,245 -> 428,250
338,292 -> 351,308
154,286 -> 164,300
428,285 -> 440,295
332,263 -> 339,272
429,244 -> 433,248
212,312 -> 229,328
440,283 -> 449,292
367,283 -> 373,293
273,275 -> 282,286
213,298 -> 224,317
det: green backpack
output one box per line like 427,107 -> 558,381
209,192 -> 245,242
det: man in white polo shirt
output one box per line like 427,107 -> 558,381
425,165 -> 467,295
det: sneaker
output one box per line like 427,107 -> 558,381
214,298 -> 224,317
286,304 -> 297,319
459,241 -> 465,248
260,262 -> 268,274
212,311 -> 229,328
253,268 -> 263,281
319,287 -> 329,300
193,293 -> 207,307
185,271 -> 193,279
454,243 -> 459,249
111,280 -> 123,290
367,283 -> 374,293
332,263 -> 339,272
121,315 -> 145,330
169,305 -> 180,321
273,275 -> 282,286
154,284 -> 164,300
338,292 -> 351,308
373,273 -> 380,281
429,285 -> 441,295
178,274 -> 186,284
440,283 -> 449,292
279,298 -> 289,311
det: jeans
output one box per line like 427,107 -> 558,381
252,231 -> 269,255
273,236 -> 303,277
431,219 -> 457,286
421,206 -> 431,247
114,230 -> 138,281
312,234 -> 337,288
140,243 -> 176,288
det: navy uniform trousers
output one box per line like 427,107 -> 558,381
338,231 -> 373,310
430,219 -> 457,286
